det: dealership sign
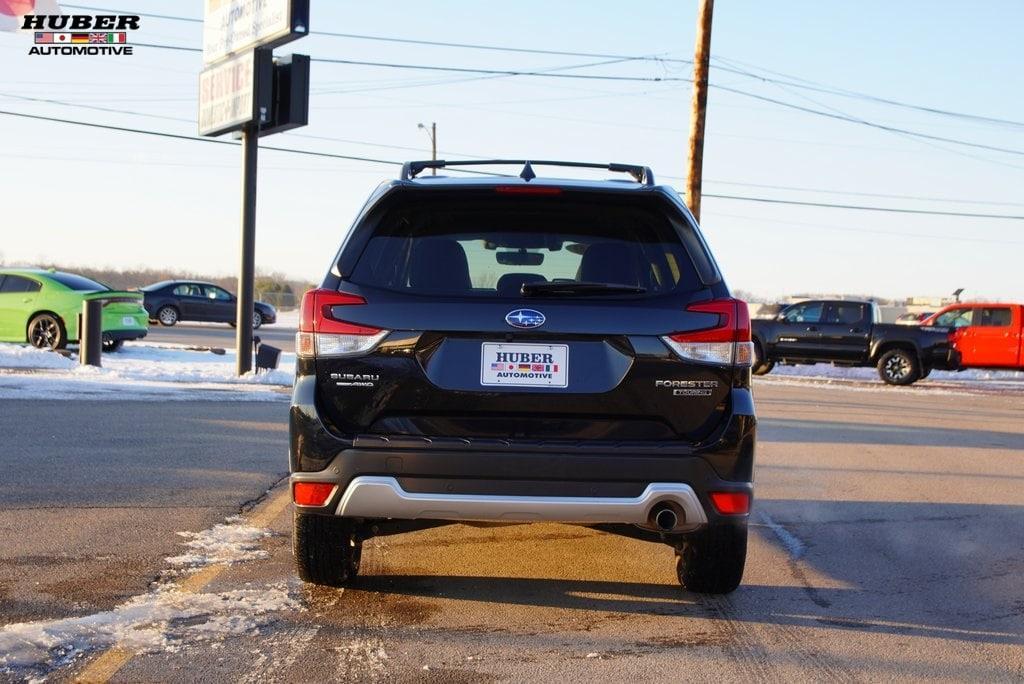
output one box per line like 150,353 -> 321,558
198,50 -> 272,136
202,0 -> 309,65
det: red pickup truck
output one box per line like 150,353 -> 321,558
922,302 -> 1024,369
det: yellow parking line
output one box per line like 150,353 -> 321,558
74,487 -> 293,683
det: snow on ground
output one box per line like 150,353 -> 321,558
759,362 -> 1024,393
165,516 -> 272,568
0,342 -> 294,401
0,345 -> 75,370
0,584 -> 297,677
0,515 -> 291,678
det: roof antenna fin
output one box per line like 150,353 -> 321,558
520,161 -> 536,182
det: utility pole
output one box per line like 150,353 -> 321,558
685,0 -> 714,223
235,122 -> 259,376
418,121 -> 437,174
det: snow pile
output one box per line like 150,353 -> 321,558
0,513 -> 290,678
0,584 -> 297,676
165,516 -> 272,568
0,342 -> 295,401
78,343 -> 295,387
760,362 -> 1024,392
0,344 -> 75,370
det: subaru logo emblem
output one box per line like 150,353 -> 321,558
505,308 -> 545,329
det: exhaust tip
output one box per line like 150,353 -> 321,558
650,503 -> 681,531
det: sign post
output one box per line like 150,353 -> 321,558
199,0 -> 309,375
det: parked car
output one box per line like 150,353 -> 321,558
894,311 -> 934,325
141,280 -> 277,328
289,160 -> 756,594
921,303 -> 1024,370
751,299 -> 958,385
0,268 -> 148,352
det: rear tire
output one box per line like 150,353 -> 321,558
751,341 -> 774,375
157,306 -> 179,327
877,348 -> 920,385
676,523 -> 747,594
27,313 -> 66,350
252,310 -> 263,329
293,512 -> 362,587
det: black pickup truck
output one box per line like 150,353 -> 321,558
751,300 -> 957,385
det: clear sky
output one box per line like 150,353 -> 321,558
2,1 -> 1022,301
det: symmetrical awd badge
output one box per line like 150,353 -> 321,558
505,309 -> 546,329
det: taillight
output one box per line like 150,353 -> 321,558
709,491 -> 750,515
293,482 -> 337,507
661,298 -> 754,367
296,288 -> 389,358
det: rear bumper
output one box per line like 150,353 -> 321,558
289,375 -> 755,529
104,329 -> 148,342
73,329 -> 147,343
316,475 -> 709,531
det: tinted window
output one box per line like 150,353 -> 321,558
933,308 -> 973,328
48,272 -> 108,291
783,302 -> 823,324
980,307 -> 1012,327
349,196 -> 702,297
825,302 -> 866,325
0,275 -> 42,293
173,284 -> 204,297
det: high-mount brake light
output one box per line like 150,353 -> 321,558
296,288 -> 389,358
661,298 -> 754,367
494,185 -> 563,195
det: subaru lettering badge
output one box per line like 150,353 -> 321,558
505,308 -> 546,329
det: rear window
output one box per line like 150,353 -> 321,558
980,307 -> 1012,327
49,272 -> 109,291
0,275 -> 42,293
347,195 -> 705,297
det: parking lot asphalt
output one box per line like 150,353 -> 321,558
2,383 -> 1023,681
144,323 -> 297,353
0,400 -> 288,627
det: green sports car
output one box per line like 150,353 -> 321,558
0,268 -> 149,352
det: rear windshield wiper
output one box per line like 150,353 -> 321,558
521,281 -> 647,297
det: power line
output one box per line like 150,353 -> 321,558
8,91 -> 1020,207
707,211 -> 1024,246
62,3 -> 690,63
710,56 -> 1024,129
131,41 -> 689,83
698,179 -> 1024,208
701,193 -> 1024,220
65,3 -> 1023,129
711,84 -> 1024,157
2,108 -> 1023,222
122,37 -> 1024,158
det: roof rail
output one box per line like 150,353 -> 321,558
400,159 -> 655,186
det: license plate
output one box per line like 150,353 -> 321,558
122,316 -> 136,326
480,343 -> 568,388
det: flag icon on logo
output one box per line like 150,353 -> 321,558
34,31 -> 127,44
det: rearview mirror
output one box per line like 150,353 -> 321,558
496,250 -> 544,266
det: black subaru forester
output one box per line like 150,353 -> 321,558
290,160 -> 756,594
